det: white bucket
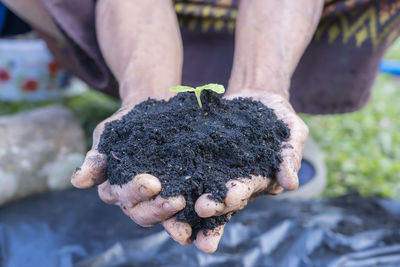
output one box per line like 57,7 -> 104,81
0,39 -> 86,102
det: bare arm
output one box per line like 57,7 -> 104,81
72,0 -> 324,254
72,0 -> 189,248
194,0 -> 324,253
73,0 -> 182,187
96,0 -> 183,105
229,0 -> 323,98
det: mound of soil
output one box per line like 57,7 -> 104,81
98,92 -> 290,238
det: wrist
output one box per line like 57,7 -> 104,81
227,67 -> 291,100
119,73 -> 177,108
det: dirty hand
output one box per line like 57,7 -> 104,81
70,97 -> 187,237
187,88 -> 309,253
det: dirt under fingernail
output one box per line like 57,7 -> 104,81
98,92 -> 290,239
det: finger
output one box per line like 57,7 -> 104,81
249,180 -> 284,201
71,149 -> 107,188
195,176 -> 270,218
195,194 -> 225,218
162,217 -> 192,246
267,183 -> 284,195
127,195 -> 186,227
277,114 -> 309,190
119,202 -> 133,218
276,150 -> 300,191
98,180 -> 114,204
194,215 -> 230,254
90,107 -> 131,149
98,174 -> 161,206
71,107 -> 132,189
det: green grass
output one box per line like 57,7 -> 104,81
300,38 -> 400,198
301,74 -> 400,198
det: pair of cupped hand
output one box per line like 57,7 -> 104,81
70,90 -> 308,253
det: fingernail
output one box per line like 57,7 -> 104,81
139,185 -> 149,195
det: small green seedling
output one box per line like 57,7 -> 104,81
170,83 -> 225,108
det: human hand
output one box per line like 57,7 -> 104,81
190,89 -> 309,253
70,91 -> 191,241
71,104 -> 186,225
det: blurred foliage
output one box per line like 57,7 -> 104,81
64,90 -> 120,147
0,90 -> 120,148
0,99 -> 54,116
301,74 -> 400,198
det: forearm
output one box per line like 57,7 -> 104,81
228,0 -> 324,99
2,0 -> 65,42
96,0 -> 183,106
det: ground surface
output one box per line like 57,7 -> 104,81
2,188 -> 399,266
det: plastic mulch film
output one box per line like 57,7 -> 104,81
0,189 -> 399,267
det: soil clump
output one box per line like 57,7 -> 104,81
98,92 -> 290,238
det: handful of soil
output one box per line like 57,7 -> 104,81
98,92 -> 290,238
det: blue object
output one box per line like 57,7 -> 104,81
0,3 -> 7,35
298,159 -> 316,186
1,188 -> 400,266
379,59 -> 400,75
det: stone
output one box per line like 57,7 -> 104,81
46,153 -> 85,190
0,105 -> 86,205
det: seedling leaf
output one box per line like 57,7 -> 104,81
170,86 -> 196,92
169,83 -> 225,108
196,83 -> 225,94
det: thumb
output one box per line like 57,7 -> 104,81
71,149 -> 108,188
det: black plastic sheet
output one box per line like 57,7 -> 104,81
0,189 -> 399,267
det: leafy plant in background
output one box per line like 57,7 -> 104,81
170,83 -> 225,108
302,74 -> 400,198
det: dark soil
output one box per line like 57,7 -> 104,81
98,91 -> 290,238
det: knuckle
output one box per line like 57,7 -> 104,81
251,176 -> 270,192
85,149 -> 107,164
98,186 -> 114,204
166,196 -> 185,211
226,192 -> 248,207
130,209 -> 156,227
135,174 -> 161,194
111,186 -> 126,201
119,203 -> 131,216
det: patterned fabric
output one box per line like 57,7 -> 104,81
174,0 -> 238,33
35,0 -> 400,114
289,0 -> 400,113
317,0 -> 400,50
175,0 -> 400,50
175,0 -> 400,113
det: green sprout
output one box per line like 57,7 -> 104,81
170,83 -> 225,108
